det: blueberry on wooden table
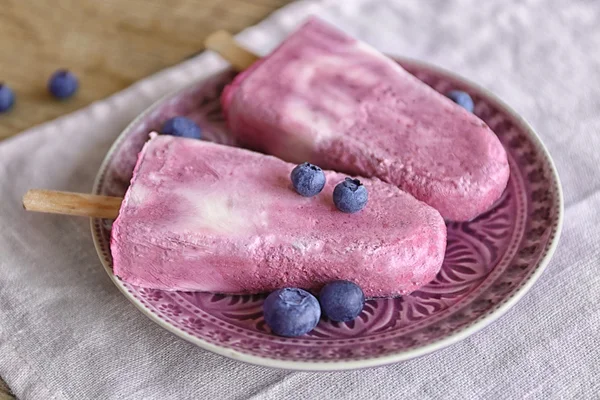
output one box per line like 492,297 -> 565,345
48,70 -> 79,99
0,83 -> 15,113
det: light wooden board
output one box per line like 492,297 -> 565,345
0,0 -> 291,140
0,0 -> 292,396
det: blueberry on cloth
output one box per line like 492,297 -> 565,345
48,70 -> 79,99
263,288 -> 321,337
446,90 -> 474,113
161,117 -> 202,139
333,178 -> 368,213
0,83 -> 15,113
290,162 -> 326,197
319,280 -> 365,322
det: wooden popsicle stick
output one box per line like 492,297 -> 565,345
23,189 -> 122,219
204,30 -> 259,71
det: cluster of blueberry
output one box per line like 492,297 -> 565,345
264,281 -> 365,337
0,70 -> 79,113
291,162 -> 368,213
256,163 -> 372,337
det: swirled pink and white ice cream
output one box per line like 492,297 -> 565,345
222,17 -> 510,221
111,134 -> 446,297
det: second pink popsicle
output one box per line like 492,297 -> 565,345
222,17 -> 510,221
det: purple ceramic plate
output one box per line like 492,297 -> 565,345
91,58 -> 563,371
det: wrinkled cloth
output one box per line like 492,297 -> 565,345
1,0 -> 599,399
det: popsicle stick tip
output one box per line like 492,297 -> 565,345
22,189 -> 34,209
204,30 -> 259,71
22,189 -> 50,210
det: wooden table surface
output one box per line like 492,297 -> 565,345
0,0 -> 291,397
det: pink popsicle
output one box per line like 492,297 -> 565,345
111,134 -> 447,297
221,17 -> 510,221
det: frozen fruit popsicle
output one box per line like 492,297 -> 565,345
111,134 -> 447,297
221,17 -> 510,221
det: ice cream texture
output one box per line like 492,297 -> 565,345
221,17 -> 510,221
111,134 -> 447,297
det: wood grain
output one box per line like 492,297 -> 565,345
0,0 -> 292,397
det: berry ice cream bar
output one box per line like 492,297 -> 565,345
111,134 -> 446,297
221,17 -> 510,221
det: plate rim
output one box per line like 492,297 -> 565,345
90,57 -> 564,371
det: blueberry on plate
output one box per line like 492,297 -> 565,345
263,288 -> 321,337
48,70 -> 79,99
290,162 -> 326,197
446,90 -> 474,113
161,116 -> 202,139
333,177 -> 368,213
319,280 -> 365,322
0,83 -> 15,113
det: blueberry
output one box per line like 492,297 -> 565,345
333,177 -> 368,213
290,162 -> 326,197
0,83 -> 15,113
446,90 -> 474,113
161,116 -> 202,139
319,280 -> 365,322
263,288 -> 321,337
48,70 -> 79,99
